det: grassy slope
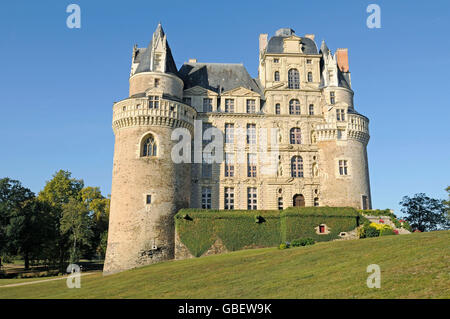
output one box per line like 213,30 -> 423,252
1,231 -> 449,299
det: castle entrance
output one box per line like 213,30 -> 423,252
293,194 -> 305,207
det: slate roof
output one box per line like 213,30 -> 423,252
178,63 -> 264,96
266,35 -> 319,55
134,24 -> 179,75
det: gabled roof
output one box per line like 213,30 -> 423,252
178,62 -> 264,96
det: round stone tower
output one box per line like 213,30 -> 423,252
103,24 -> 196,275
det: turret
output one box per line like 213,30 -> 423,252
104,24 -> 196,275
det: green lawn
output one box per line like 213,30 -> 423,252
1,231 -> 449,299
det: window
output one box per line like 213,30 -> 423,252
225,153 -> 234,177
307,72 -> 313,82
330,92 -> 335,104
225,99 -> 234,113
182,97 -> 191,106
142,135 -> 157,157
314,197 -> 319,207
288,69 -> 300,89
289,99 -> 301,115
290,128 -> 302,144
274,71 -> 280,82
306,59 -> 312,64
247,124 -> 256,144
203,98 -> 212,112
275,103 -> 281,115
247,153 -> 257,177
339,160 -> 348,176
202,152 -> 212,178
154,78 -> 160,88
309,104 -> 314,115
225,123 -> 234,144
273,58 -> 279,63
291,156 -> 304,178
203,123 -> 213,143
224,187 -> 234,210
278,197 -> 283,210
362,195 -> 369,210
336,109 -> 345,121
247,188 -> 257,210
149,96 -> 160,109
146,194 -> 152,205
246,99 -> 256,113
201,187 -> 212,209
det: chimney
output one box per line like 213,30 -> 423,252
304,34 -> 315,41
259,34 -> 268,54
336,48 -> 349,72
188,58 -> 197,63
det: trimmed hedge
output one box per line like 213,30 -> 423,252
175,207 -> 361,257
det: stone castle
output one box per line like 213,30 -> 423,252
103,24 -> 371,274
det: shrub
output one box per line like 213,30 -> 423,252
291,238 -> 315,247
364,226 -> 380,238
279,242 -> 290,249
380,228 -> 396,236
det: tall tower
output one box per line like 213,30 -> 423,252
104,24 -> 196,275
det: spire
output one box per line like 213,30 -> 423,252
320,40 -> 330,55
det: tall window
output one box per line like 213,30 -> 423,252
247,153 -> 257,177
339,160 -> 348,176
149,96 -> 160,109
182,97 -> 191,106
290,128 -> 302,144
202,152 -> 212,178
225,123 -> 234,144
336,109 -> 345,121
224,187 -> 234,210
330,92 -> 335,104
203,122 -> 213,143
309,104 -> 314,115
275,103 -> 281,115
288,69 -> 300,89
225,99 -> 234,113
142,135 -> 157,157
203,98 -> 212,112
291,156 -> 304,178
225,153 -> 234,177
247,124 -> 256,144
278,197 -> 283,210
246,99 -> 256,113
307,72 -> 313,82
154,78 -> 160,88
362,195 -> 369,210
201,187 -> 212,209
247,188 -> 257,210
274,71 -> 280,82
289,99 -> 301,115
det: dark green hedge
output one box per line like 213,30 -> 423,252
175,207 -> 361,257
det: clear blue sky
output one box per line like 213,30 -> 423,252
1,0 -> 449,216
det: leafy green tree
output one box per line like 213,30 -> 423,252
400,193 -> 448,232
0,178 -> 34,268
38,170 -> 84,270
60,198 -> 93,263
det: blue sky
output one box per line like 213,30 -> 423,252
0,0 -> 449,216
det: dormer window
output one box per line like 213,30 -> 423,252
149,96 -> 160,109
336,109 -> 345,121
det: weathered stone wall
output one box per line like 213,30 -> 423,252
129,72 -> 184,98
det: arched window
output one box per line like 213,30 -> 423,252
142,135 -> 157,157
274,71 -> 280,82
275,103 -> 281,115
307,72 -> 313,82
291,156 -> 304,178
288,69 -> 300,89
289,99 -> 301,115
290,128 -> 301,144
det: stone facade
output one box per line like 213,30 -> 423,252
103,24 -> 372,274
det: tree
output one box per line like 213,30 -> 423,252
38,170 -> 84,270
60,198 -> 93,263
400,193 -> 448,232
0,178 -> 35,268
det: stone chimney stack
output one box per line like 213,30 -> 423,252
336,48 -> 349,72
259,34 -> 268,54
304,34 -> 315,41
